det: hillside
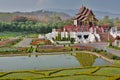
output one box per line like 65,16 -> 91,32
0,10 -> 71,22
47,9 -> 120,19
0,13 -> 14,21
1,9 -> 120,22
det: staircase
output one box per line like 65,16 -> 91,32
99,33 -> 114,42
94,33 -> 101,42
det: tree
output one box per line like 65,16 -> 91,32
113,17 -> 120,30
56,32 -> 61,41
12,16 -> 37,23
68,32 -> 70,41
102,16 -> 113,26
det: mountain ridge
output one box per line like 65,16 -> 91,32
44,8 -> 120,19
0,9 -> 120,22
0,10 -> 71,22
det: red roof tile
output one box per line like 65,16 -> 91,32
115,36 -> 120,40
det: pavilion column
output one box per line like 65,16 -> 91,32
81,35 -> 84,41
93,26 -> 95,33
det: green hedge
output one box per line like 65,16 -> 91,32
0,65 -> 120,79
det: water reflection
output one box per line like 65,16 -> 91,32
35,55 -> 38,58
74,53 -> 97,67
28,54 -> 38,58
0,53 -> 110,71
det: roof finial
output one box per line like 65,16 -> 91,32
82,4 -> 84,7
81,0 -> 84,7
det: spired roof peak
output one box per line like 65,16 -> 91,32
77,6 -> 87,15
74,5 -> 98,22
77,6 -> 93,15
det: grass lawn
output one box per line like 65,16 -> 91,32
0,72 -> 44,79
94,67 -> 120,76
108,46 -> 120,50
51,68 -> 95,76
40,75 -> 107,80
114,60 -> 120,66
0,31 -> 38,39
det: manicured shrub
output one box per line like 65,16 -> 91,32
108,40 -> 113,47
70,38 -> 75,44
56,32 -> 61,41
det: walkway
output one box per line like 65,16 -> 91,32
80,42 -> 120,57
14,38 -> 33,47
106,48 -> 120,57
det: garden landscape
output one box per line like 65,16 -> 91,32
0,0 -> 120,80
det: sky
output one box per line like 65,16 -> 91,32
0,0 -> 120,13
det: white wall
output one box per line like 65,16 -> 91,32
74,20 -> 77,26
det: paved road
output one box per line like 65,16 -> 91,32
81,42 -> 120,57
106,48 -> 120,57
85,42 -> 107,50
15,38 -> 33,47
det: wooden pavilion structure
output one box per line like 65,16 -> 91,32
73,6 -> 98,32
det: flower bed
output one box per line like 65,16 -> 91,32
31,39 -> 51,45
37,45 -> 68,53
0,38 -> 22,47
36,45 -> 94,53
71,45 -> 93,51
0,47 -> 27,54
39,45 -> 63,49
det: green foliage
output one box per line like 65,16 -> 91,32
108,40 -> 113,47
62,37 -> 67,41
108,45 -> 120,51
70,38 -> 75,44
114,60 -> 120,65
97,16 -> 120,29
0,48 -> 19,52
75,53 -> 97,67
56,32 -> 61,41
0,32 -> 38,39
68,32 -> 70,41
107,76 -> 120,80
111,55 -> 119,59
12,16 -> 37,23
37,48 -> 68,53
27,46 -> 34,53
1,66 -> 120,80
94,67 -> 120,76
65,45 -> 71,51
113,17 -> 120,28
92,48 -> 120,60
102,16 -> 113,26
0,19 -> 72,34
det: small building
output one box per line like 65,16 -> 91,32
73,6 -> 98,33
